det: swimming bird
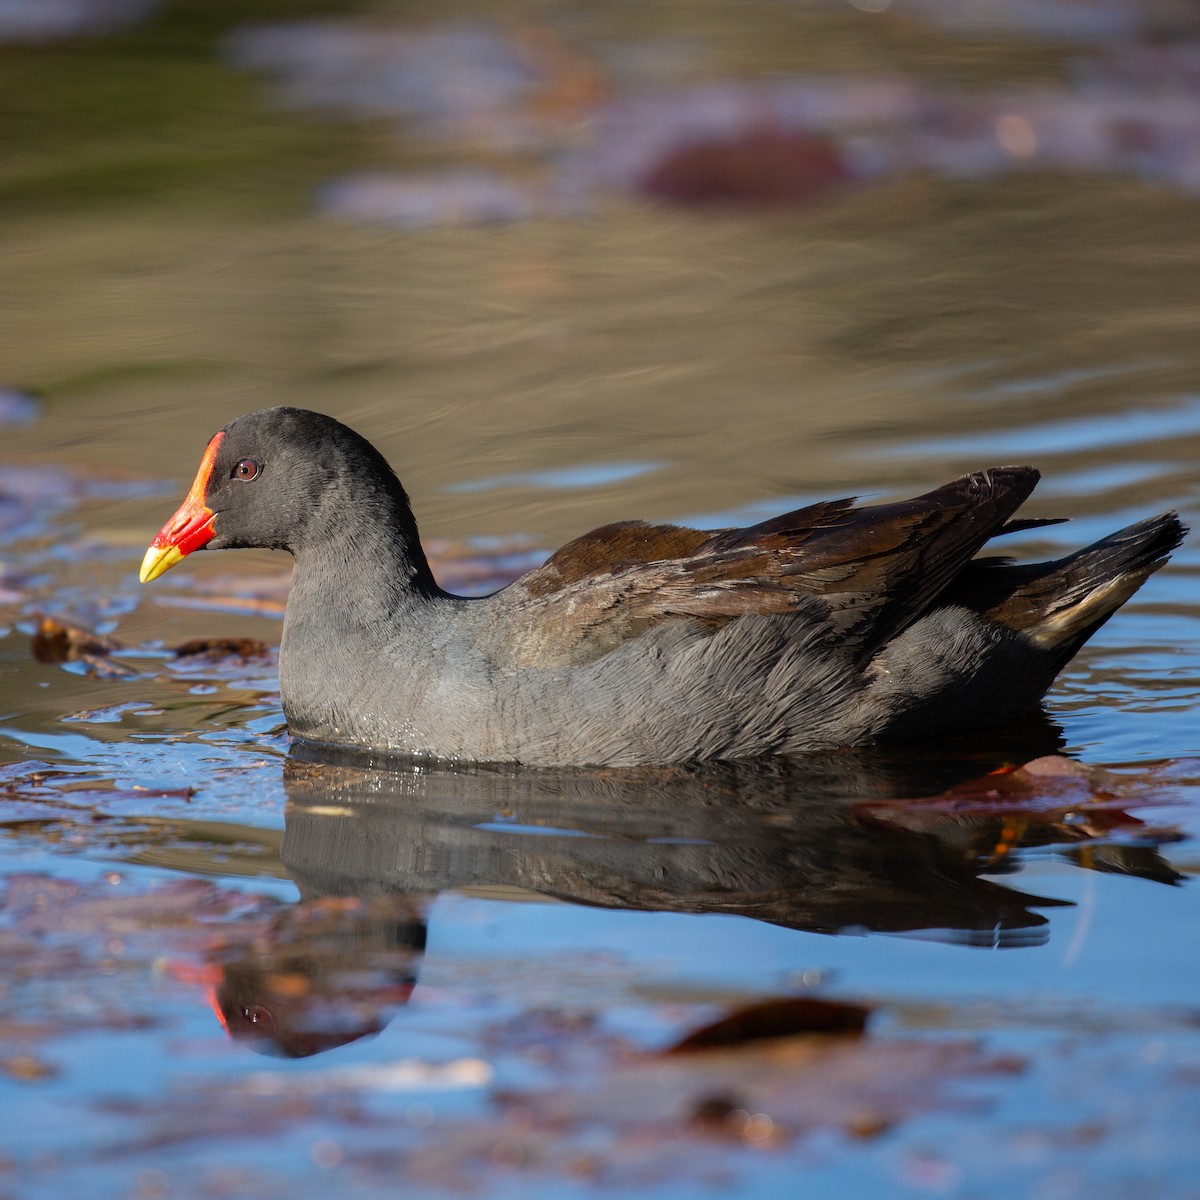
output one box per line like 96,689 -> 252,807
140,407 -> 1185,766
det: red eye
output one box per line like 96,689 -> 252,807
233,459 -> 260,481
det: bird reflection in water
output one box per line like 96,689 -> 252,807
207,723 -> 1182,1057
209,894 -> 426,1058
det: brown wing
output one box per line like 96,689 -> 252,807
519,520 -> 714,597
486,467 -> 1040,668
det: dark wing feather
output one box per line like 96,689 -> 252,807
769,467 -> 1041,655
488,467 -> 1041,668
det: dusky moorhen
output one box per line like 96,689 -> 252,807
140,407 -> 1185,766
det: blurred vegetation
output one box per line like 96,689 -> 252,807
0,0 -> 1074,217
0,0 -> 376,215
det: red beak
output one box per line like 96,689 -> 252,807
139,432 -> 224,583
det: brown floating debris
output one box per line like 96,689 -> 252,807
31,615 -> 125,662
30,616 -> 135,678
30,616 -> 278,685
172,637 -> 271,660
666,996 -> 871,1055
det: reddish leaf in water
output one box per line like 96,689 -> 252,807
870,755 -> 1154,819
666,996 -> 871,1054
53,785 -> 195,812
854,754 -> 1188,882
641,125 -> 850,207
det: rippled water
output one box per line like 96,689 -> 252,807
2,2 -> 1200,1197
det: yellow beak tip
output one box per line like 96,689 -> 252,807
139,544 -> 182,584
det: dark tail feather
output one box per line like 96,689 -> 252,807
995,516 -> 1069,537
951,511 -> 1186,663
988,511 -> 1185,662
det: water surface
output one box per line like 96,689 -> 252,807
1,2 -> 1199,1197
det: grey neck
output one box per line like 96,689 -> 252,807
288,483 -> 446,623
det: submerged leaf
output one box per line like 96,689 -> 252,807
666,996 -> 871,1053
